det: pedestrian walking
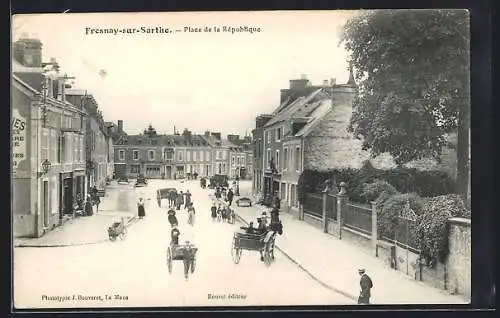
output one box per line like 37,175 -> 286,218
137,197 -> 146,219
357,269 -> 373,305
210,203 -> 217,221
227,188 -> 234,206
85,195 -> 93,216
168,209 -> 178,228
184,190 -> 192,209
94,195 -> 101,214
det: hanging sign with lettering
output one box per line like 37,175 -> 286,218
12,109 -> 27,174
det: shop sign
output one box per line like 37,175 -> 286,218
12,109 -> 27,174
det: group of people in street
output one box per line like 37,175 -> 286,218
214,186 -> 234,205
210,201 -> 235,223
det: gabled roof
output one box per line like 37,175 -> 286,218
116,133 -> 211,147
264,89 -> 324,128
294,100 -> 332,137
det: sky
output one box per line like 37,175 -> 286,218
12,11 -> 357,137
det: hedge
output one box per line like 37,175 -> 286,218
297,160 -> 456,204
377,192 -> 424,240
415,194 -> 471,264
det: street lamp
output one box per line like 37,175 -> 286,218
235,175 -> 240,196
37,159 -> 51,177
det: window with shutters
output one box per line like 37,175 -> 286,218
295,147 -> 301,171
283,148 -> 288,171
74,134 -> 78,163
41,128 -> 49,160
177,151 -> 183,161
119,150 -> 125,161
276,150 -> 280,171
50,129 -> 57,162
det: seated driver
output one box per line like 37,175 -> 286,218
171,226 -> 181,245
240,221 -> 256,234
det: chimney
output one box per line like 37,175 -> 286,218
211,132 -> 221,140
323,80 -> 329,86
289,78 -> 309,90
13,37 -> 43,67
204,131 -> 210,137
117,120 -> 123,132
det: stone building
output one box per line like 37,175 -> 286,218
66,89 -> 110,192
12,37 -> 87,238
112,123 -> 215,179
251,115 -> 273,196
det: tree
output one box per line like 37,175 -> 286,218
341,9 -> 470,200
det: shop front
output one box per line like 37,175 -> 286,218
73,169 -> 85,211
263,169 -> 280,207
59,172 -> 74,220
175,165 -> 185,179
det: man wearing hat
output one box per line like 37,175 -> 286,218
168,209 -> 178,228
358,268 -> 373,304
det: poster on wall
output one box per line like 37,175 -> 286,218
12,108 -> 27,175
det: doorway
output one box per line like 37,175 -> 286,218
63,178 -> 73,215
43,180 -> 50,228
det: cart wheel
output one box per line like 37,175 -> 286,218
167,248 -> 172,274
264,248 -> 272,267
231,238 -> 242,264
191,258 -> 196,273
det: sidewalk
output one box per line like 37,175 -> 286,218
235,200 -> 469,304
14,184 -> 137,248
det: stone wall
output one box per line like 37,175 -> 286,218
446,217 -> 471,298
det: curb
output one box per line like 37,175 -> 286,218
14,217 -> 139,248
235,213 -> 357,302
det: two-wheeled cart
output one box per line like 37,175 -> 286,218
231,231 -> 276,266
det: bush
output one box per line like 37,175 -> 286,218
361,180 -> 399,203
298,162 -> 456,204
415,194 -> 471,263
377,192 -> 424,240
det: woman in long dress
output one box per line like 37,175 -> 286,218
137,197 -> 146,219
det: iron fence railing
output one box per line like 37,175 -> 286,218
303,193 -> 323,218
343,202 -> 372,235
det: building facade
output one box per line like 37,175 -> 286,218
251,115 -> 272,196
12,37 -> 87,238
112,124 -> 224,180
66,89 -> 110,192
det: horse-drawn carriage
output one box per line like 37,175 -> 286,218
157,188 -> 178,207
209,174 -> 229,189
134,175 -> 148,187
108,218 -> 127,241
231,230 -> 277,266
166,241 -> 198,279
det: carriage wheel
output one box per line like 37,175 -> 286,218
167,248 -> 172,274
263,248 -> 272,267
231,238 -> 242,264
119,227 -> 128,240
190,258 -> 196,273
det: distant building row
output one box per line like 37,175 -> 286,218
110,122 -> 253,181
